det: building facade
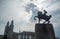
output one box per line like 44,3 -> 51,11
4,20 -> 35,39
18,31 -> 35,39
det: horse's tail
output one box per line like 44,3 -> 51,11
34,16 -> 37,20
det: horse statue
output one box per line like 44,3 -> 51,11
34,10 -> 52,24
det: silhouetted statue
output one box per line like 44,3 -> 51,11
34,10 -> 52,23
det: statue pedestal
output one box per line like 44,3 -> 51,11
35,24 -> 56,39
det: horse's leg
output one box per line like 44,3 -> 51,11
34,16 -> 37,20
38,19 -> 40,23
38,18 -> 41,23
48,21 -> 50,24
43,21 -> 46,24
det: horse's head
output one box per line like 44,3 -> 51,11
38,11 -> 42,15
49,15 -> 52,18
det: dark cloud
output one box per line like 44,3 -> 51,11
25,3 -> 38,22
25,3 -> 37,13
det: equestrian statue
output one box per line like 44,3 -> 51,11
34,10 -> 52,24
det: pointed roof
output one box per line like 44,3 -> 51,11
6,21 -> 9,26
11,20 -> 14,24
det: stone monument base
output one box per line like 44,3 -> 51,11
35,23 -> 56,39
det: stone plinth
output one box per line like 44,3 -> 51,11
35,24 -> 56,39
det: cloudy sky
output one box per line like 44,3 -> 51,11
0,0 -> 60,37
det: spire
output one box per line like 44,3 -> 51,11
11,20 -> 14,25
6,21 -> 9,26
19,27 -> 21,33
4,21 -> 10,35
9,20 -> 14,32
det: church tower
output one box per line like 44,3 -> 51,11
4,21 -> 10,35
4,21 -> 10,39
9,20 -> 14,32
4,20 -> 14,39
